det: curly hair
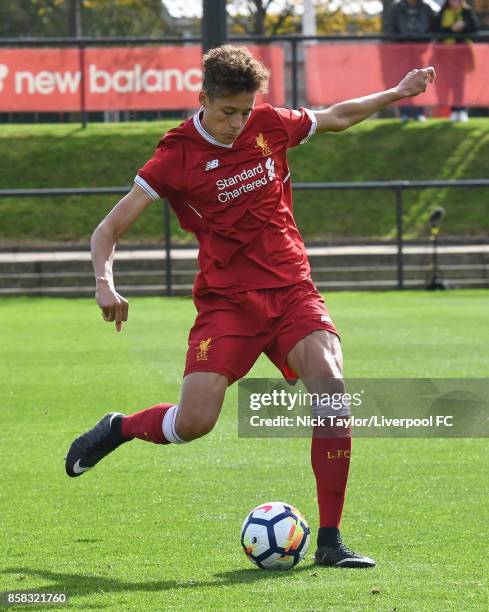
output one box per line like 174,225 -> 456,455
202,45 -> 270,99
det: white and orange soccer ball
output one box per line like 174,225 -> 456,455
241,501 -> 310,570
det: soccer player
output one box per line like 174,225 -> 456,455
66,46 -> 435,568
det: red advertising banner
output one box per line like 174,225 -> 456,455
0,45 -> 284,112
306,43 -> 489,107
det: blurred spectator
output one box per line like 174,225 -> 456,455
433,0 -> 479,121
385,0 -> 436,121
385,0 -> 436,38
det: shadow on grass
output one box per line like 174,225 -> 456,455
2,562 -> 319,601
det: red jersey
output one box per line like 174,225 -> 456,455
136,103 -> 317,295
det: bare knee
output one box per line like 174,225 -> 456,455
314,350 -> 342,380
287,330 -> 343,380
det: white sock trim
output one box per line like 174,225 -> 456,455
162,404 -> 186,444
311,401 -> 350,418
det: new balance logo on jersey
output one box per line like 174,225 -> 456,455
205,159 -> 219,171
266,157 -> 275,182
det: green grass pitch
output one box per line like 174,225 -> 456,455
1,291 -> 488,611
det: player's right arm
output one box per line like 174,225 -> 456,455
91,183 -> 154,332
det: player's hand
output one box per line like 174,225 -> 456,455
95,279 -> 129,333
396,67 -> 436,98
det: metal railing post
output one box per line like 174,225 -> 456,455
79,42 -> 87,129
395,187 -> 404,290
164,199 -> 172,296
291,38 -> 298,109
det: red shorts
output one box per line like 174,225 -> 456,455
184,279 -> 339,384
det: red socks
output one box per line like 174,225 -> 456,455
311,424 -> 352,529
121,403 -> 174,444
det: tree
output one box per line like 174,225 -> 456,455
0,0 -> 67,38
0,0 -> 170,38
314,1 -> 381,35
81,0 -> 170,37
228,0 -> 300,35
227,0 -> 381,37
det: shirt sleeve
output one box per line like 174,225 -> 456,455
272,106 -> 317,148
135,143 -> 180,200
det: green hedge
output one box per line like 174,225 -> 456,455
1,119 -> 488,245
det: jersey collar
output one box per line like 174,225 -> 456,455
193,108 -> 234,148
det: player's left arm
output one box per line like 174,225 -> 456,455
314,67 -> 436,133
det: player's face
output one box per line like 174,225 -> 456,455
199,90 -> 256,144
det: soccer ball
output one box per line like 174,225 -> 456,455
241,501 -> 310,570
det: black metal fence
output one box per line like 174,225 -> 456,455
1,179 -> 488,294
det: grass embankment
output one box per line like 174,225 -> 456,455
0,119 -> 488,246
